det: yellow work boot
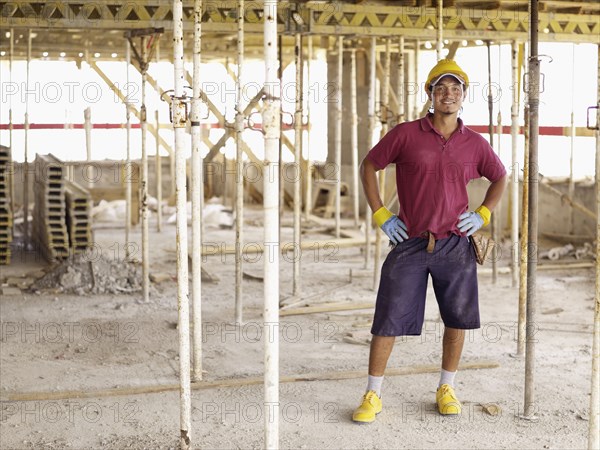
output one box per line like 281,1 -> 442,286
352,390 -> 382,423
436,384 -> 462,415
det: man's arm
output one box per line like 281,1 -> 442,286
360,157 -> 408,244
359,157 -> 384,212
458,174 -> 508,236
481,174 -> 508,212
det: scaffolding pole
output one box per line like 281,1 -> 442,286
125,40 -> 132,259
380,39 -> 391,138
23,30 -> 32,248
569,44 -> 576,235
486,41 -> 498,284
140,36 -> 150,304
587,42 -> 600,450
263,1 -> 280,447
373,38 -> 390,291
397,36 -> 405,124
350,49 -> 360,227
436,0 -> 443,61
191,0 -> 204,382
155,110 -> 163,232
334,36 -> 343,239
364,36 -> 376,270
235,0 -> 245,323
173,0 -> 192,445
413,40 -> 420,120
304,36 -> 313,220
524,0 -> 540,420
518,104 -> 529,357
510,41 -> 519,288
84,107 -> 93,189
293,32 -> 303,296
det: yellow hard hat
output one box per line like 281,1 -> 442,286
425,59 -> 469,91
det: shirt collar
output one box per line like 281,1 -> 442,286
420,113 -> 465,134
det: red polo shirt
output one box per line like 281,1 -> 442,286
367,114 -> 506,240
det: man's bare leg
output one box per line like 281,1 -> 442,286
368,335 -> 396,375
441,327 -> 465,372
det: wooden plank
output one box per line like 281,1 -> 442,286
280,302 -> 375,317
6,360 -> 500,402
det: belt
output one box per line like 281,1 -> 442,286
421,231 -> 436,253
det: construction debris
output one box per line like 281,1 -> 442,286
540,242 -> 596,261
30,254 -> 141,295
166,200 -> 234,228
480,403 -> 502,416
545,244 -> 575,260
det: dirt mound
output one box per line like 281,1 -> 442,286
30,254 -> 141,294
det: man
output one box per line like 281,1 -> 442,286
353,59 -> 507,423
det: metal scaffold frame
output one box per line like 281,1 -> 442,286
2,1 -> 599,48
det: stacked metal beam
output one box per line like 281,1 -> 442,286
0,145 -> 12,265
32,154 -> 69,262
64,180 -> 92,255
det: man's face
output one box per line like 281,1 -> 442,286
429,76 -> 466,115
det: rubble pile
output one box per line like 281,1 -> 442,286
31,254 -> 141,295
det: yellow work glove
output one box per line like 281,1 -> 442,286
373,206 -> 409,245
475,205 -> 491,227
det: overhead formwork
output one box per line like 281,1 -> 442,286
1,0 -> 599,61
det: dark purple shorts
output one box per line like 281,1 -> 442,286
371,234 -> 479,336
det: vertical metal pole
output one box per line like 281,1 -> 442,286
140,36 -> 150,304
8,29 -> 14,226
496,107 -> 503,231
125,40 -> 132,258
191,0 -> 204,382
436,0 -> 443,61
292,32 -> 303,296
486,41 -> 498,284
153,40 -> 164,234
263,1 -> 280,447
23,30 -> 32,248
518,104 -> 529,357
350,49 -> 360,227
84,107 -> 93,189
304,36 -> 313,220
587,43 -> 600,450
278,35 -> 284,232
510,41 -> 519,288
568,44 -> 576,235
334,36 -> 343,239
413,40 -> 420,120
397,36 -> 405,124
235,0 -> 245,323
524,0 -> 540,420
170,150 -> 176,200
173,0 -> 192,445
364,37 -> 376,270
373,38 -> 390,291
380,39 -> 391,138
155,110 -> 163,232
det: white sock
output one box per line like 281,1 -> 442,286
367,375 -> 384,397
439,369 -> 457,388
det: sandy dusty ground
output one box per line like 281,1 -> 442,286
0,205 -> 597,449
